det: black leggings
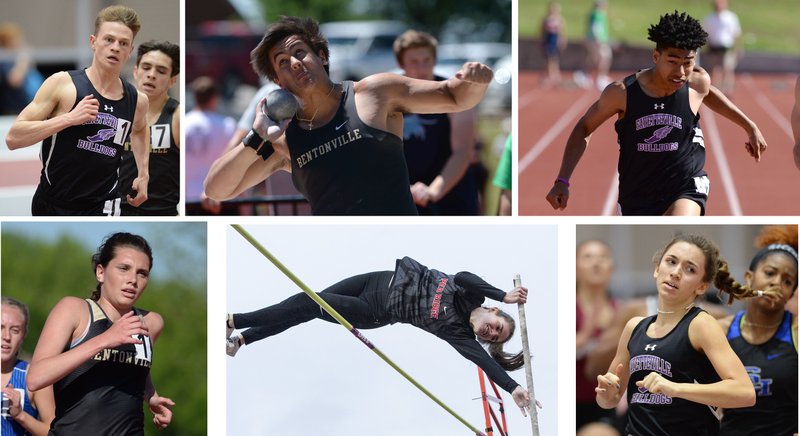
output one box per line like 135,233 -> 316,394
234,271 -> 395,345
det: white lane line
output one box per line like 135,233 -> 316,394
739,74 -> 793,140
519,93 -> 596,173
700,107 -> 743,215
519,88 -> 541,110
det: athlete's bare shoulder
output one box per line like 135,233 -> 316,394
604,79 -> 628,96
597,79 -> 627,114
354,73 -> 407,112
46,71 -> 73,87
688,67 -> 711,94
39,71 -> 77,112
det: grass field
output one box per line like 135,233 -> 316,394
519,0 -> 800,54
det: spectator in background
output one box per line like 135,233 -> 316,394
393,30 -> 480,215
120,40 -> 180,216
0,23 -> 44,115
792,76 -> 800,170
585,1 -> 612,90
492,134 -> 512,216
185,76 -> 236,215
575,240 -> 619,436
540,2 -> 567,87
702,0 -> 741,96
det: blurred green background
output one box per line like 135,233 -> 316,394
1,222 -> 207,436
520,0 -> 800,54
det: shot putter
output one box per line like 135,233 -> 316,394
262,89 -> 299,122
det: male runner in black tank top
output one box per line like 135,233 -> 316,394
545,11 -> 767,216
204,16 -> 493,215
5,6 -> 150,216
120,41 -> 181,216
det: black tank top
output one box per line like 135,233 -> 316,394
119,97 -> 179,215
614,73 -> 706,212
626,307 -> 721,436
386,257 -> 519,393
286,81 -> 417,215
37,70 -> 138,210
50,299 -> 152,436
402,75 -> 479,215
720,311 -> 797,435
387,256 -> 465,337
403,76 -> 452,185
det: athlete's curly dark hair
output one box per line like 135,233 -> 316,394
647,11 -> 708,52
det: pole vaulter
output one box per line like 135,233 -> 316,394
232,225 -> 488,436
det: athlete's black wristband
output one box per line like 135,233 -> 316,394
242,129 -> 274,161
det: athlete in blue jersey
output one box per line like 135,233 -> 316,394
717,225 -> 797,435
2,297 -> 54,436
5,6 -> 150,215
27,233 -> 173,434
595,233 -> 774,435
546,11 -> 767,215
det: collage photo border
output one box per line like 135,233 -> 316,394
1,0 -> 799,435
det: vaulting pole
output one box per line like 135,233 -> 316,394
514,274 -> 540,436
232,225 -> 486,436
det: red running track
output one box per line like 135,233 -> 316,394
519,72 -> 799,216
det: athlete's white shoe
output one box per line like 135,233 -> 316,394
226,335 -> 242,357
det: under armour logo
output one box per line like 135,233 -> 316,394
645,344 -> 657,351
654,103 -> 664,110
104,105 -> 114,112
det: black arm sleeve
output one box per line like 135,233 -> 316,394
446,337 -> 519,394
454,271 -> 507,302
